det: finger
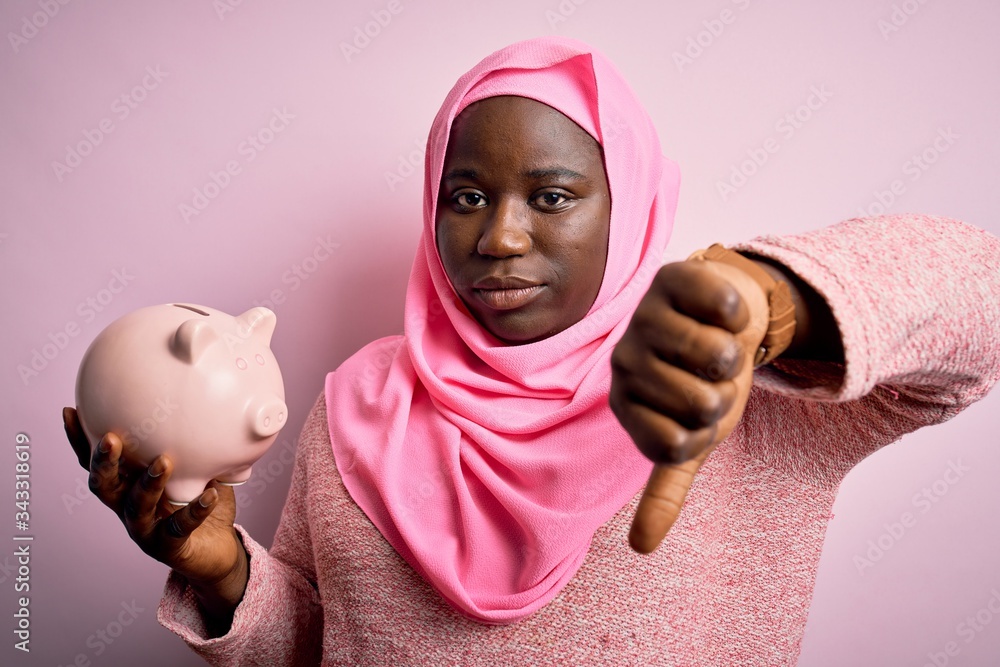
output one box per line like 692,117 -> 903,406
629,458 -> 703,554
160,486 -> 220,544
63,407 -> 92,471
611,396 -> 717,465
89,433 -> 128,511
655,262 -> 750,333
122,456 -> 171,538
617,348 -> 738,430
639,308 -> 744,381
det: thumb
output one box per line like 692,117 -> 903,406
629,451 -> 709,554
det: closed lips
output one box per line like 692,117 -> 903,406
472,277 -> 545,310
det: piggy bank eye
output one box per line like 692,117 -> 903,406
236,357 -> 248,370
255,354 -> 265,365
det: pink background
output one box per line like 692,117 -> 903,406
2,1 -> 998,665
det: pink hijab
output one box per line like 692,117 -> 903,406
325,36 -> 680,624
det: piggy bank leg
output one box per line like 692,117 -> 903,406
216,465 -> 252,486
163,478 -> 212,506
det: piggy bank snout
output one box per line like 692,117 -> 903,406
249,396 -> 287,439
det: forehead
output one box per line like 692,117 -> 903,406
445,96 -> 603,173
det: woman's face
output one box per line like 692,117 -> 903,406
435,96 -> 611,345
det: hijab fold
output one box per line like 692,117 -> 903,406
326,36 -> 680,623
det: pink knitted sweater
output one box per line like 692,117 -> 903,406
157,214 -> 1000,666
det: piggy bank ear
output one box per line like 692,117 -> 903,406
238,307 -> 276,346
172,319 -> 220,364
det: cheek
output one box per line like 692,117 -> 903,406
570,205 -> 610,270
435,215 -> 469,281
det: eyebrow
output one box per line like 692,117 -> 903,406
524,167 -> 586,181
443,168 -> 478,181
442,167 -> 587,181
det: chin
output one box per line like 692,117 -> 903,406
482,318 -> 560,346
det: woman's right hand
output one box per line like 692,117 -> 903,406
63,407 -> 248,624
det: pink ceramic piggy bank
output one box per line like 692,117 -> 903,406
75,303 -> 287,505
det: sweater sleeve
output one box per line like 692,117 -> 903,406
730,214 -> 1000,488
156,394 -> 326,666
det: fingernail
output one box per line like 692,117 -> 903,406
98,437 -> 111,454
148,459 -> 164,478
198,490 -> 216,507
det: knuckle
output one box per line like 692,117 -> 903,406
609,346 -> 633,375
165,513 -> 186,539
693,392 -> 723,426
717,285 -> 742,320
710,337 -> 741,375
122,498 -> 140,521
652,264 -> 677,289
649,429 -> 690,466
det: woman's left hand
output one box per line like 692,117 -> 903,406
609,258 -> 769,553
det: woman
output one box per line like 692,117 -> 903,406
64,37 -> 1000,665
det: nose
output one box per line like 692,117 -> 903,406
477,197 -> 531,258
248,394 -> 288,439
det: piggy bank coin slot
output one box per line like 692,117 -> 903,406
172,304 -> 210,316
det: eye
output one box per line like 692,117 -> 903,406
451,189 -> 489,212
533,191 -> 572,211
